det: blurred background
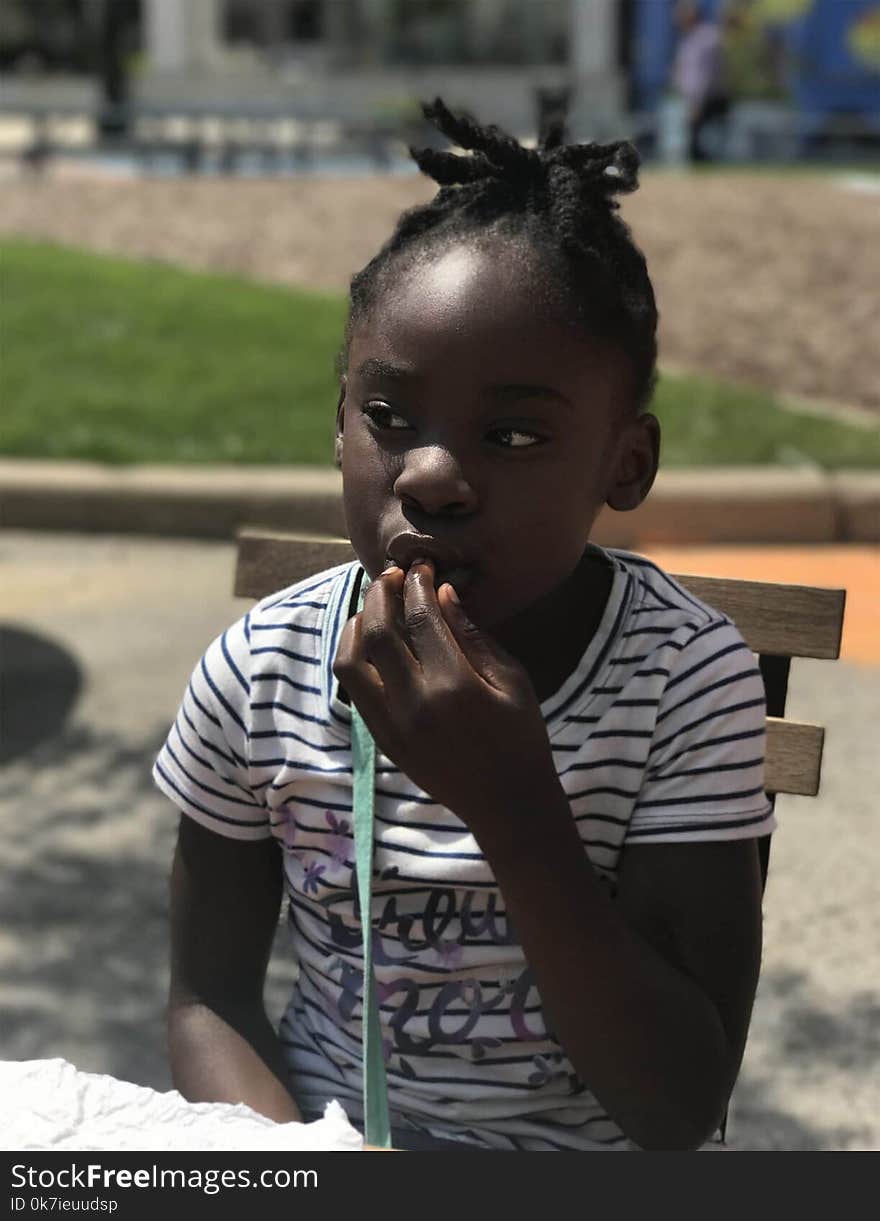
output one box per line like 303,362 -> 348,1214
1,0 -> 878,1151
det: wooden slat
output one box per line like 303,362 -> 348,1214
764,717 -> 824,797
235,531 -> 354,598
672,573 -> 844,659
234,533 -> 828,797
237,534 -> 846,660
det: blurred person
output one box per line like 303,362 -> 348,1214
673,0 -> 732,162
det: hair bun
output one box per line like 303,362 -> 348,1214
410,97 -> 639,209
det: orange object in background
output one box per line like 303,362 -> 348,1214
641,546 -> 879,666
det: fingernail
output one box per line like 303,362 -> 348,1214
444,583 -> 460,605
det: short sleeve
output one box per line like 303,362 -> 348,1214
627,619 -> 776,843
152,612 -> 272,840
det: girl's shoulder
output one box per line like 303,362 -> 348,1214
603,547 -> 729,635
193,560 -> 363,717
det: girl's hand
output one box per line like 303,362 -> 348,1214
333,561 -> 558,829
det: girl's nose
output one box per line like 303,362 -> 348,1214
393,445 -> 479,518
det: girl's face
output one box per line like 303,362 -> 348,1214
337,240 -> 657,632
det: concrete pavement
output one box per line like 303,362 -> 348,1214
1,531 -> 878,1149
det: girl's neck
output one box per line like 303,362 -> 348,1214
489,547 -> 614,703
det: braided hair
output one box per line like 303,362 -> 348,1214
343,98 -> 658,413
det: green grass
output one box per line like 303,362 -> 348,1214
2,238 -> 878,468
0,239 -> 345,465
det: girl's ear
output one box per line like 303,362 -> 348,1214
334,378 -> 346,470
605,413 -> 660,512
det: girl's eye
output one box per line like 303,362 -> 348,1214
363,403 -> 412,431
488,427 -> 544,449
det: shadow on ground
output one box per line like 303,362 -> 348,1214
730,968 -> 879,1150
1,625 -> 82,762
0,718 -> 295,1092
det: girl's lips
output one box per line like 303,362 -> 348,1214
384,532 -> 474,590
383,554 -> 473,590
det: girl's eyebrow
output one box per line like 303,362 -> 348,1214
356,358 -> 417,381
488,383 -> 573,409
356,360 -> 572,410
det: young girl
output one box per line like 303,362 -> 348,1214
154,99 -> 774,1151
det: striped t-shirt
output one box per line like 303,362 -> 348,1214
153,545 -> 775,1151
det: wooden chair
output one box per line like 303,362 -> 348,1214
235,528 -> 847,1146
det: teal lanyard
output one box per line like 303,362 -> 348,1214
350,573 -> 392,1149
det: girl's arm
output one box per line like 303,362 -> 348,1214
168,814 -> 302,1124
335,561 -> 763,1150
475,783 -> 762,1151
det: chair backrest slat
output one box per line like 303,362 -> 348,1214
236,532 -> 845,661
673,574 -> 844,660
235,531 -> 354,599
764,718 -> 824,797
234,531 -> 839,800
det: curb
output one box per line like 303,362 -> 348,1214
1,460 -> 878,545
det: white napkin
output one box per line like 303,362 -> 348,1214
0,1059 -> 363,1151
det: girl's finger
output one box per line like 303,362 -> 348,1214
401,561 -> 467,675
438,582 -> 521,692
359,566 -> 422,692
333,614 -> 387,714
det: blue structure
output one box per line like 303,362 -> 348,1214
631,0 -> 880,122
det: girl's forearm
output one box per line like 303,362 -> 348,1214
470,781 -> 735,1151
168,1001 -> 302,1124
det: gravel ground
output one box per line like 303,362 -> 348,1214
1,168 -> 878,414
1,531 -> 878,1150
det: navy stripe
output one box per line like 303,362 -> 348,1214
250,645 -> 319,666
650,756 -> 764,782
656,670 -> 760,726
172,718 -> 252,798
184,684 -> 248,768
274,598 -> 328,611
251,699 -> 329,726
251,671 -> 322,695
221,629 -> 249,695
249,726 -> 348,752
155,761 -> 269,828
622,623 -> 692,638
651,725 -> 765,769
627,555 -> 712,618
628,808 -> 771,838
242,612 -> 251,645
252,757 -> 353,776
636,578 -> 679,612
251,621 -> 321,637
636,785 -> 765,809
569,783 -> 640,801
588,729 -> 653,740
200,656 -> 247,735
273,790 -> 353,813
652,698 -> 765,752
186,678 -> 220,728
164,741 -> 259,809
560,757 -> 647,776
666,641 -> 750,691
572,809 -> 629,827
263,570 -> 335,609
180,699 -> 238,769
